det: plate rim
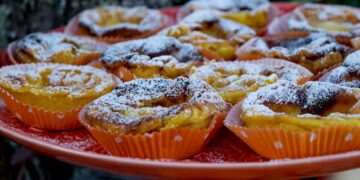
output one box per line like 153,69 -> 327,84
2,119 -> 360,170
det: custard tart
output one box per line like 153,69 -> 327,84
161,10 -> 256,60
236,32 -> 349,74
100,36 -> 204,81
225,80 -> 360,158
268,4 -> 360,46
10,32 -> 107,65
79,77 -> 228,159
66,6 -> 168,43
0,63 -> 116,130
190,58 -> 312,104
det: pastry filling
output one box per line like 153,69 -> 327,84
222,10 -> 268,29
164,10 -> 255,60
79,7 -> 166,37
95,9 -> 142,27
301,5 -> 360,32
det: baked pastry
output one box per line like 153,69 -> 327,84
0,63 -> 116,130
66,6 -> 168,42
240,81 -> 360,131
268,4 -> 360,46
320,50 -> 360,87
161,10 -> 256,60
236,32 -> 350,74
190,59 -> 312,104
225,80 -> 360,158
10,32 -> 107,65
79,77 -> 228,159
179,0 -> 269,16
178,0 -> 278,32
100,36 -> 203,81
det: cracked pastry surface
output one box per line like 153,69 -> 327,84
240,80 -> 360,132
236,32 -> 349,74
178,0 -> 277,31
190,59 -> 312,104
0,64 -> 115,111
83,77 -> 228,134
78,6 -> 168,38
13,32 -> 106,64
100,36 -> 204,80
320,50 -> 360,88
161,10 -> 256,60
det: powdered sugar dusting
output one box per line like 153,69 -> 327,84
190,61 -> 305,83
260,32 -> 348,60
79,6 -> 166,37
181,0 -> 270,14
84,77 -> 227,133
101,36 -> 203,68
321,50 -> 360,88
15,32 -> 103,63
162,10 -> 256,45
0,64 -> 115,99
242,81 -> 355,117
287,3 -> 360,37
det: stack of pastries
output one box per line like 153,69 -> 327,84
2,0 -> 360,160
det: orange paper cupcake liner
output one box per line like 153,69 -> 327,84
79,107 -> 226,160
224,102 -> 360,159
7,38 -> 108,66
0,87 -> 82,130
64,16 -> 169,44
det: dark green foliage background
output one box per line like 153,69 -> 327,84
0,0 -> 360,179
0,0 -> 360,49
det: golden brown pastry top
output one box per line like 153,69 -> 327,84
278,3 -> 360,37
100,36 -> 203,69
190,60 -> 311,83
242,81 -> 360,118
83,77 -> 227,134
14,32 -> 106,64
237,32 -> 349,61
321,50 -> 360,87
0,63 -> 115,99
163,10 -> 256,45
178,0 -> 270,18
78,6 -> 167,37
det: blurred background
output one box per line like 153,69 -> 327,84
1,0 -> 360,49
0,0 -> 360,179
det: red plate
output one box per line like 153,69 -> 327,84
2,3 -> 360,179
